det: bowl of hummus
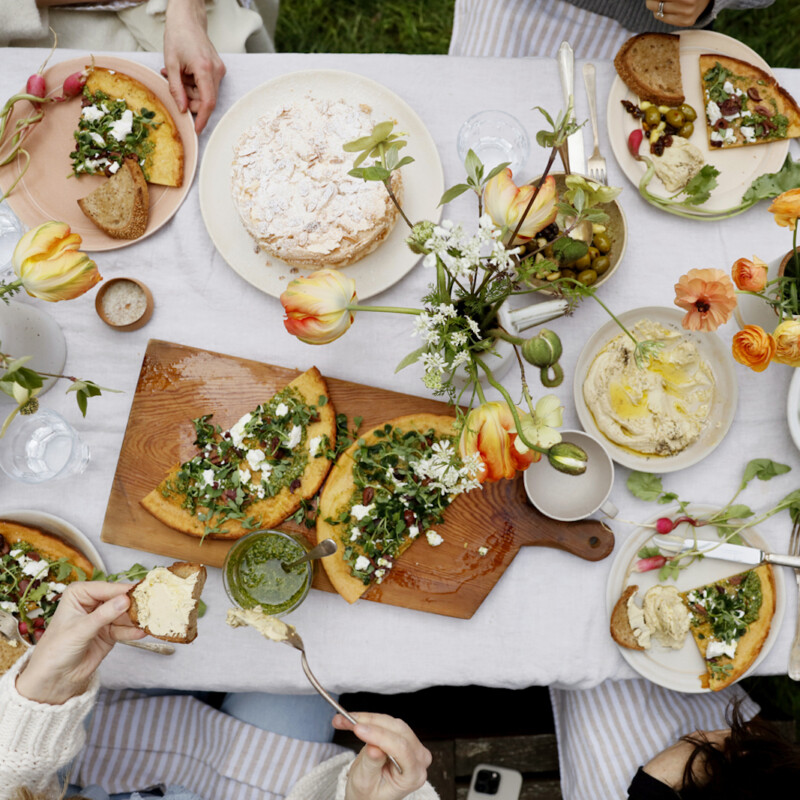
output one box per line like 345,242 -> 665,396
574,307 -> 738,472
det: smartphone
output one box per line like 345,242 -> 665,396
466,763 -> 523,800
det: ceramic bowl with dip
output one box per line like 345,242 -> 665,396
223,529 -> 313,616
95,277 -> 154,331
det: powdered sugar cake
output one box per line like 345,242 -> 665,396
230,96 -> 401,268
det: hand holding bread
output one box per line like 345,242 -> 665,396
15,582 -> 145,705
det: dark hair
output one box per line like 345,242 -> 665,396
679,700 -> 800,798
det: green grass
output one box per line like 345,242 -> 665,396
276,0 -> 800,67
275,0 -> 800,725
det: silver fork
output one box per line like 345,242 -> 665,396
582,63 -> 607,185
789,517 -> 800,680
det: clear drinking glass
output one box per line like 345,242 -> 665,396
0,202 -> 24,280
0,409 -> 90,483
457,110 -> 531,177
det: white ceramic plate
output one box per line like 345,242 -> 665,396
607,30 -> 790,216
787,369 -> 800,453
573,306 -> 738,472
199,69 -> 444,301
0,509 -> 105,574
607,505 -> 785,693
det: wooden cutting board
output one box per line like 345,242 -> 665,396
101,340 -> 614,619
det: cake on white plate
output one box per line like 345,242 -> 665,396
231,96 -> 402,268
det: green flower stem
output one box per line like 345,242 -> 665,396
473,355 -> 549,455
348,305 -> 421,315
508,146 -> 558,246
563,277 -> 641,351
0,279 -> 22,300
487,327 -> 525,346
383,179 -> 413,229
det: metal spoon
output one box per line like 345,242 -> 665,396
282,538 -> 337,571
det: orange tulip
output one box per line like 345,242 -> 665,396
458,401 -> 539,483
674,269 -> 737,332
731,325 -> 776,372
483,169 -> 557,244
773,319 -> 800,367
731,257 -> 768,293
280,269 -> 357,345
769,188 -> 800,231
12,221 -> 101,302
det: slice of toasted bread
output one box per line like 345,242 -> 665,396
78,158 -> 149,239
610,585 -> 645,651
614,33 -> 685,106
128,562 -> 206,643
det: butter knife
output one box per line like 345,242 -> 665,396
659,538 -> 800,568
557,41 -> 585,176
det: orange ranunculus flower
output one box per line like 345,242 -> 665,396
731,256 -> 768,293
458,401 -> 539,483
483,169 -> 557,244
731,325 -> 776,372
12,221 -> 101,302
280,268 -> 357,345
769,188 -> 800,231
773,319 -> 800,367
674,268 -> 737,332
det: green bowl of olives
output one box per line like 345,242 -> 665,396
525,172 -> 627,292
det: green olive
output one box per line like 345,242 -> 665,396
572,253 -> 592,270
665,109 -> 685,129
588,246 -> 600,260
577,269 -> 598,286
543,245 -> 554,258
560,269 -> 577,281
644,106 -> 661,128
678,122 -> 694,139
679,103 -> 697,122
593,233 -> 611,254
592,255 -> 611,275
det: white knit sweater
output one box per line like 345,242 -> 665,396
0,651 -> 439,800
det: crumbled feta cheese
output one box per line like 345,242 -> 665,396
0,601 -> 16,614
26,607 -> 43,619
706,101 -> 721,126
238,467 -> 251,485
275,402 -> 289,418
408,525 -> 420,539
478,546 -> 489,556
246,449 -> 266,471
286,425 -> 302,449
229,413 -> 252,447
705,639 -> 738,660
108,161 -> 120,174
349,527 -> 361,542
723,80 -> 735,95
202,468 -> 215,487
375,568 -> 386,582
108,108 -> 134,141
81,105 -> 104,122
22,559 -> 49,580
259,462 -> 273,480
426,530 -> 443,547
9,549 -> 22,559
354,555 -> 371,572
376,557 -> 391,568
309,436 -> 323,457
351,504 -> 374,521
741,125 -> 756,142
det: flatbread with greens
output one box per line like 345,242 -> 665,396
317,414 -> 481,604
142,367 -> 336,540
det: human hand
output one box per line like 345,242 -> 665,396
15,582 -> 145,705
333,712 -> 432,800
162,0 -> 226,134
645,0 -> 713,26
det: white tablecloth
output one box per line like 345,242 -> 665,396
1,49 -> 799,693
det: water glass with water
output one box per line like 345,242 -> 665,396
0,202 -> 24,280
457,110 -> 530,178
0,409 -> 90,483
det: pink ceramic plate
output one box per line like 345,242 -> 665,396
0,56 -> 198,251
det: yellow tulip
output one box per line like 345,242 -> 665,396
483,169 -> 557,244
12,221 -> 101,302
773,319 -> 800,367
281,269 -> 357,345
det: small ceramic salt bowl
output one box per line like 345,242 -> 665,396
95,277 -> 154,331
523,429 -> 617,522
